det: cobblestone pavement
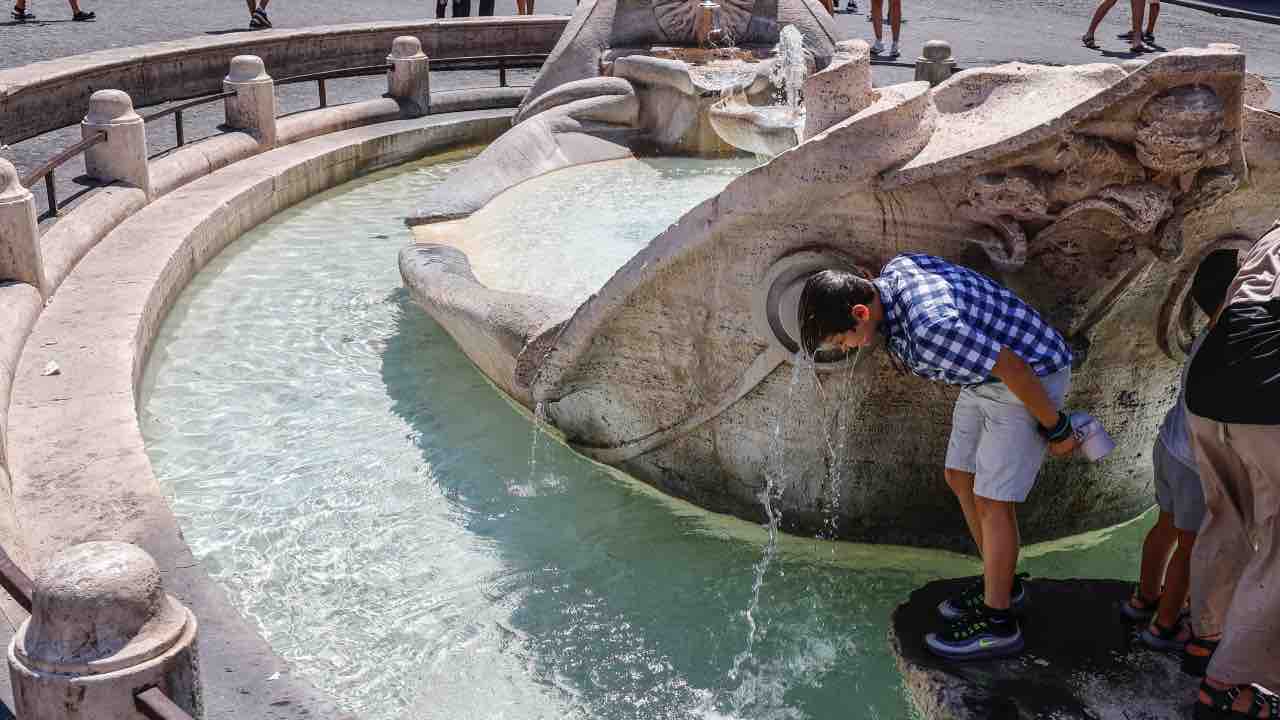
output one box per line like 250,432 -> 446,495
2,0 -> 1277,224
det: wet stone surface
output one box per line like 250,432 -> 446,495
891,577 -> 1198,720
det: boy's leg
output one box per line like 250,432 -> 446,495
1138,511 -> 1177,606
1146,0 -> 1159,33
944,388 -> 985,554
1154,529 -> 1195,630
945,469 -> 984,554
870,0 -> 884,42
245,0 -> 255,13
889,0 -> 901,43
975,496 -> 1019,609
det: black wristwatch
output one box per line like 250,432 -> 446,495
1041,411 -> 1072,443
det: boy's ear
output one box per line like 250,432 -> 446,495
851,304 -> 870,322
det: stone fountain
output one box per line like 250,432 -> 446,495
401,26 -> 1280,549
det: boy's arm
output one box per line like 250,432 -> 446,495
991,347 -> 1078,457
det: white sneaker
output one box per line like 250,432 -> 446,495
889,41 -> 900,58
870,40 -> 884,55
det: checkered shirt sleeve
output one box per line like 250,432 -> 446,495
880,254 -> 1072,385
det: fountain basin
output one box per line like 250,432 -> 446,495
708,100 -> 803,157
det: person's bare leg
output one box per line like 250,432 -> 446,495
246,0 -> 256,13
945,468 -> 984,555
1136,511 -> 1177,607
870,0 -> 884,43
68,0 -> 81,12
1129,0 -> 1145,49
258,0 -> 269,10
1153,529 -> 1195,630
1084,0 -> 1118,39
976,496 -> 1019,610
1146,1 -> 1160,33
889,0 -> 901,43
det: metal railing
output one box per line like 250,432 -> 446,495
140,91 -> 236,150
135,686 -> 194,720
0,547 -> 32,613
19,131 -> 107,219
276,63 -> 396,108
429,53 -> 549,87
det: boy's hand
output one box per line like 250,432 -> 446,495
1049,435 -> 1079,457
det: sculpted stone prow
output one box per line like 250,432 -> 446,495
402,46 -> 1280,549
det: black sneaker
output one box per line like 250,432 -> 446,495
11,5 -> 34,20
925,614 -> 1024,661
937,573 -> 1029,621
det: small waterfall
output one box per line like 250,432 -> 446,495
528,401 -> 547,480
726,354 -> 806,693
771,25 -> 808,116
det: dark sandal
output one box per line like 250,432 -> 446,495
71,10 -> 93,20
1121,592 -> 1159,622
1082,34 -> 1099,49
1140,617 -> 1190,652
10,5 -> 34,19
1195,681 -> 1280,720
1183,636 -> 1221,677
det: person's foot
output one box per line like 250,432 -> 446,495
10,5 -> 34,20
72,10 -> 94,20
249,8 -> 271,28
1121,591 -> 1159,623
887,41 -> 900,59
1143,31 -> 1155,43
925,613 -> 1024,661
1139,617 -> 1192,652
1081,34 -> 1099,50
869,39 -> 884,56
1196,679 -> 1278,719
938,573 -> 1029,621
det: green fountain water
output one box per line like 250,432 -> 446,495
140,148 -> 1155,720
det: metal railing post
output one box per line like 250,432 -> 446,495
174,108 -> 185,147
0,157 -> 48,296
499,56 -> 508,87
82,89 -> 153,199
223,55 -> 277,149
387,36 -> 431,117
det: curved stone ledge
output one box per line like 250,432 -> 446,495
5,110 -> 512,718
0,16 -> 566,145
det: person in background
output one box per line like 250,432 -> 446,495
1081,0 -> 1145,53
869,0 -> 901,59
1119,0 -> 1161,46
1121,250 -> 1238,654
436,0 -> 448,18
1183,225 -> 1280,718
452,0 -> 471,17
478,0 -> 494,15
246,0 -> 271,28
10,0 -> 94,21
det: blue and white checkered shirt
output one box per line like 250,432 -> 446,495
872,254 -> 1072,385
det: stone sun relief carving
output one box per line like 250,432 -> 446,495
957,83 -> 1240,342
652,0 -> 758,45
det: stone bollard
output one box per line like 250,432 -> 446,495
223,55 -> 277,148
8,541 -> 202,720
914,40 -> 956,86
0,157 -> 47,296
82,90 -> 152,200
388,36 -> 431,117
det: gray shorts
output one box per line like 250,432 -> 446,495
944,368 -> 1072,502
1153,439 -> 1205,532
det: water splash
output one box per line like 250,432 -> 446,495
723,353 -> 807,706
528,401 -> 547,480
770,25 -> 808,115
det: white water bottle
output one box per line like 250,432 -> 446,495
1069,412 -> 1116,462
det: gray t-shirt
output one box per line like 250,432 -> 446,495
1157,329 -> 1208,470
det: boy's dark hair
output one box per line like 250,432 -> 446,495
798,269 -> 877,357
1190,249 -> 1239,317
